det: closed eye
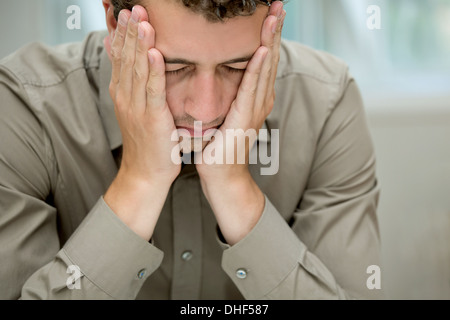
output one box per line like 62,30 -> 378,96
166,67 -> 189,76
223,66 -> 246,74
165,65 -> 246,76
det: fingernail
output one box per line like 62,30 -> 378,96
138,23 -> 145,39
148,50 -> 155,65
118,11 -> 128,26
263,48 -> 269,60
277,7 -> 283,19
272,19 -> 278,34
260,47 -> 269,63
131,7 -> 139,23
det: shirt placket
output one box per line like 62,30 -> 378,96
170,165 -> 203,299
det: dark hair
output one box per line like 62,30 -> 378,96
111,0 -> 281,22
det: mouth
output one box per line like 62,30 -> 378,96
176,126 -> 219,138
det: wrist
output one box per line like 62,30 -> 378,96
200,172 -> 265,245
198,165 -> 250,196
118,156 -> 179,189
104,169 -> 172,241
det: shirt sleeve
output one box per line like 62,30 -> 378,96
21,197 -> 164,300
218,79 -> 385,300
0,70 -> 163,300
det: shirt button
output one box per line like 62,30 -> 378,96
236,268 -> 247,279
181,250 -> 193,261
137,269 -> 147,279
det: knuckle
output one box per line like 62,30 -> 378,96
110,47 -> 122,62
248,86 -> 257,98
116,26 -> 126,39
133,67 -> 146,82
128,23 -> 138,36
109,83 -> 116,98
241,82 -> 257,98
115,92 -> 128,109
136,44 -> 147,56
126,106 -> 136,119
121,51 -> 134,67
149,69 -> 162,79
146,84 -> 158,97
275,53 -> 280,64
146,85 -> 166,101
253,66 -> 263,77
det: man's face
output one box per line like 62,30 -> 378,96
142,0 -> 268,151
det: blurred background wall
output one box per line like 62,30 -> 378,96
1,0 -> 449,299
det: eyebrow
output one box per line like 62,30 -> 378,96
164,54 -> 254,65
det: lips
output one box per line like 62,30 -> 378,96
176,126 -> 218,137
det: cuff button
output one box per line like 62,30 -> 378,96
137,269 -> 147,279
236,268 -> 247,279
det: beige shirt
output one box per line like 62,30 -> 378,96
0,30 -> 383,300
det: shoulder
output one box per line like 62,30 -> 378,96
0,31 -> 108,194
277,38 -> 350,86
0,30 -> 107,87
0,30 -> 107,130
273,39 -> 357,123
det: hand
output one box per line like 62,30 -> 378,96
108,6 -> 180,184
195,2 -> 286,245
104,6 -> 181,240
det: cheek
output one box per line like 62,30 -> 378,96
165,81 -> 184,115
225,73 -> 244,98
216,72 -> 244,109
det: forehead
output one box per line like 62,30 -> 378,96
142,0 -> 268,64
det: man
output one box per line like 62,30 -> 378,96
0,0 -> 383,299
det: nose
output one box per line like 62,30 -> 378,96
184,72 -> 224,125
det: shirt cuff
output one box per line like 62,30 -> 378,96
218,195 -> 306,299
63,197 -> 164,299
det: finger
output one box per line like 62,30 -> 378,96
260,8 -> 286,110
110,10 -> 131,94
267,9 -> 285,102
259,14 -> 278,81
232,46 -> 269,121
263,2 -> 285,69
118,6 -> 145,101
262,3 -> 285,69
256,14 -> 279,113
132,21 -> 156,113
103,33 -> 112,61
268,1 -> 284,25
146,48 -> 167,111
274,9 -> 286,53
133,4 -> 149,22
